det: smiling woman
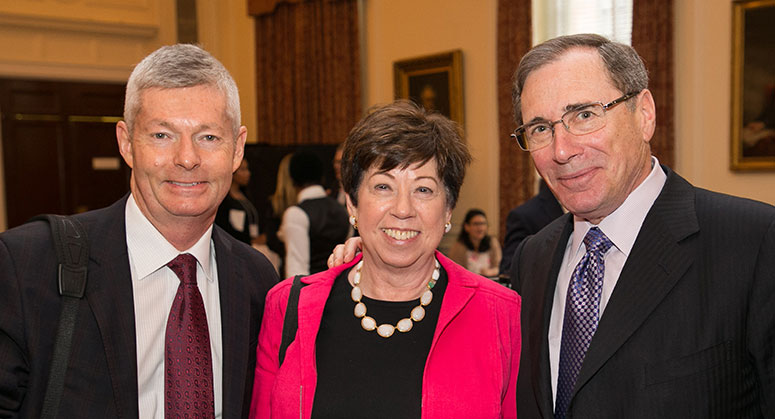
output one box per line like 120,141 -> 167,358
251,100 -> 522,418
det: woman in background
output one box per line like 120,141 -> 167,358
271,153 -> 297,218
264,153 -> 296,273
215,158 -> 261,245
448,208 -> 502,278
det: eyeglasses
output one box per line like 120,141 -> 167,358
511,91 -> 641,151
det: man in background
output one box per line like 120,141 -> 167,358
511,34 -> 774,418
281,150 -> 350,278
499,178 -> 563,276
0,44 -> 278,417
326,32 -> 775,419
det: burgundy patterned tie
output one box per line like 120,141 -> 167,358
165,253 -> 215,418
555,227 -> 613,419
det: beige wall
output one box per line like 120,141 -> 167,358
1,0 -> 772,232
363,0 -> 501,244
197,0 -> 258,143
675,0 -> 775,205
0,0 -> 258,230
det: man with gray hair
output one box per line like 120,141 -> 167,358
0,44 -> 278,417
328,32 -> 775,417
510,34 -> 774,418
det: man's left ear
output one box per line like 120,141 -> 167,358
232,126 -> 247,171
638,89 -> 657,143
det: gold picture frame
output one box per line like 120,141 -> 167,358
394,50 -> 464,126
731,0 -> 775,170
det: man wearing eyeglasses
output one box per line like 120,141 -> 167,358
510,34 -> 775,418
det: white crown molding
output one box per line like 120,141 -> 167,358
0,11 -> 158,38
0,60 -> 132,83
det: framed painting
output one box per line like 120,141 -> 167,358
394,50 -> 464,126
731,0 -> 775,170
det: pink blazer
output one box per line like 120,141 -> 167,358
250,251 -> 521,418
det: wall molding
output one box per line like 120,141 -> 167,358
0,12 -> 158,38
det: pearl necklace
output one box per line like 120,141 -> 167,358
350,259 -> 440,338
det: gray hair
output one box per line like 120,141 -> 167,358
123,44 -> 241,136
512,33 -> 649,125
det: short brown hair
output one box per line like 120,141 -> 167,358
512,33 -> 649,125
342,100 -> 472,209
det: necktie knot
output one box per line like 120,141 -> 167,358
583,227 -> 613,255
167,253 -> 198,285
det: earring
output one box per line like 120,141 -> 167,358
444,222 -> 452,233
349,215 -> 358,230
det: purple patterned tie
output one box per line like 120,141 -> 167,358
555,227 -> 612,419
165,253 -> 215,418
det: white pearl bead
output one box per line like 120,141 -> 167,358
397,318 -> 413,332
351,286 -> 362,302
411,305 -> 426,321
351,258 -> 439,338
354,302 -> 366,318
361,316 -> 376,331
377,324 -> 395,338
420,289 -> 433,306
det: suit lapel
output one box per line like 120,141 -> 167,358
85,197 -> 140,418
533,215 -> 574,418
214,230 -> 252,416
574,168 -> 699,397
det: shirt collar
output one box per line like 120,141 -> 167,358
297,184 -> 327,203
570,156 -> 667,257
125,194 -> 215,281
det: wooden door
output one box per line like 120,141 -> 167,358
0,79 -> 129,228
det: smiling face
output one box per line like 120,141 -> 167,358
117,85 -> 246,237
520,48 -> 655,224
464,214 -> 488,243
347,159 -> 451,271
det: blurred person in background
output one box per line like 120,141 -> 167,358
448,208 -> 502,278
499,179 -> 563,276
264,153 -> 296,274
216,157 -> 281,270
279,150 -> 350,277
215,158 -> 261,246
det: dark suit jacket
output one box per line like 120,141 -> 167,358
0,196 -> 279,418
500,181 -> 563,275
512,167 -> 775,418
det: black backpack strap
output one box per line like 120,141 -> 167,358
29,214 -> 89,419
279,275 -> 308,366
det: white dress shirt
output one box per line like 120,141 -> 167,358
125,195 -> 223,418
548,157 -> 667,405
278,184 -> 327,278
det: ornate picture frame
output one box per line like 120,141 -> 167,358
731,0 -> 775,170
394,50 -> 464,126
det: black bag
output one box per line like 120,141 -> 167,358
29,215 -> 89,419
279,275 -> 307,366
